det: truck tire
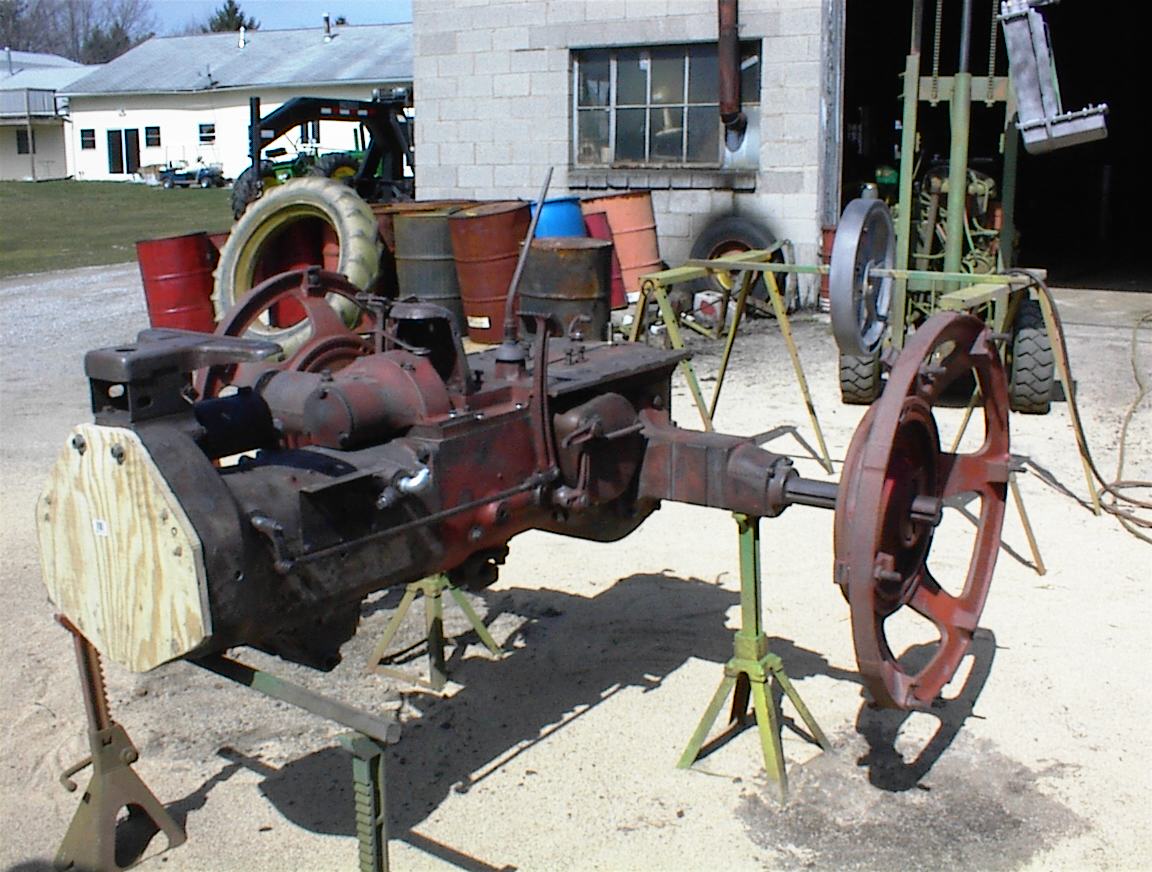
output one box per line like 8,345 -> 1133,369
1008,296 -> 1054,414
230,160 -> 279,220
839,352 -> 883,405
310,153 -> 360,183
214,177 -> 382,352
689,215 -> 776,303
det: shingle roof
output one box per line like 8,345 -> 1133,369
0,66 -> 101,92
61,23 -> 412,96
3,50 -> 81,71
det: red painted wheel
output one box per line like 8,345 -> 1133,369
834,312 -> 1010,710
199,267 -> 375,398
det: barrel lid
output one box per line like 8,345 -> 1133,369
450,200 -> 530,219
529,236 -> 612,251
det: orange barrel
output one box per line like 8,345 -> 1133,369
393,209 -> 466,331
448,200 -> 531,344
135,231 -> 218,332
578,191 -> 661,296
518,237 -> 612,341
581,211 -> 627,309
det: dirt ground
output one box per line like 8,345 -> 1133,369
1,263 -> 1149,872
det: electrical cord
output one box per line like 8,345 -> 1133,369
1009,268 -> 1152,544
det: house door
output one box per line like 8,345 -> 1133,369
106,129 -> 140,174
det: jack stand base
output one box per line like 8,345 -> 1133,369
678,515 -> 830,803
56,723 -> 186,871
366,574 -> 503,690
340,732 -> 390,872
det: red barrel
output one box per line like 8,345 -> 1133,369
449,201 -> 531,343
136,231 -> 218,333
582,210 -> 627,309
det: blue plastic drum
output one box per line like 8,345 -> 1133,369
531,196 -> 587,238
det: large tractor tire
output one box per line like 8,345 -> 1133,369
310,152 -> 361,184
230,160 -> 279,220
839,352 -> 883,405
214,177 -> 382,352
1008,296 -> 1055,414
689,215 -> 778,305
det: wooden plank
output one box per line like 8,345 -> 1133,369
937,283 -> 1011,310
36,424 -> 209,672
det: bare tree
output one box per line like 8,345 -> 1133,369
0,0 -> 153,62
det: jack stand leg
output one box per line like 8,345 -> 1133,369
339,733 -> 390,872
677,516 -> 829,803
366,575 -> 502,690
55,619 -> 185,871
1009,472 -> 1047,575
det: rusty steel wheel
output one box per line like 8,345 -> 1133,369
834,312 -> 1010,710
200,267 -> 374,398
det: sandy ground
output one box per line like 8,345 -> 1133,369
1,263 -> 1149,872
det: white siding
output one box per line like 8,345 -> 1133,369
0,120 -> 69,180
412,0 -> 826,303
67,84 -> 402,182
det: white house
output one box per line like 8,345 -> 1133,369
60,22 -> 413,182
409,0 -> 842,304
0,51 -> 99,181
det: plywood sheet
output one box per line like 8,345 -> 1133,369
36,423 -> 210,672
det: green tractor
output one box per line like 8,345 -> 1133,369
231,93 -> 414,220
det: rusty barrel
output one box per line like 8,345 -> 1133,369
582,210 -> 627,309
448,200 -> 531,344
135,231 -> 219,332
393,209 -> 466,330
371,200 -> 474,299
579,191 -> 661,298
518,237 -> 612,340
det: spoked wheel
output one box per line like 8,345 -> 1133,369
200,267 -> 375,399
834,312 -> 1010,710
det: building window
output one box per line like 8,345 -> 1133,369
299,121 -> 320,145
145,126 -> 161,147
573,42 -> 760,168
16,129 -> 35,154
80,128 -> 96,149
198,123 -> 216,145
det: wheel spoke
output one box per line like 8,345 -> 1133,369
909,568 -> 978,633
938,451 -> 1008,498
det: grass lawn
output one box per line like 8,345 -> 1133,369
0,180 -> 233,277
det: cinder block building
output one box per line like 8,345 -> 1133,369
411,0 -> 843,305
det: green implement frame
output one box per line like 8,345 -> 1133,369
627,248 -> 835,475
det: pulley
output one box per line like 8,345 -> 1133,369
829,198 -> 895,356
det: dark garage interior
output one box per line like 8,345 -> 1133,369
841,0 -> 1147,290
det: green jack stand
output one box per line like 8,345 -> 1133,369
365,574 -> 503,691
678,514 -> 831,802
56,619 -> 186,871
340,732 -> 390,872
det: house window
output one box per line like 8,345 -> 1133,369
299,121 -> 320,145
145,126 -> 161,147
572,42 -> 760,168
80,128 -> 96,149
16,129 -> 35,154
198,123 -> 216,145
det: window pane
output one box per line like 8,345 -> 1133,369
617,49 -> 647,105
687,44 -> 719,103
740,44 -> 761,102
578,50 -> 610,107
615,107 -> 646,161
687,106 -> 720,163
145,126 -> 160,147
80,129 -> 95,149
650,106 -> 684,162
650,46 -> 684,105
576,108 -> 609,165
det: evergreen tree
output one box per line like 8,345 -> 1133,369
202,0 -> 257,33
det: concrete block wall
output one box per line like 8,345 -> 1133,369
413,0 -> 826,303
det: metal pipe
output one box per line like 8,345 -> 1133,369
718,0 -> 747,149
944,0 -> 974,278
892,0 -> 925,348
784,476 -> 942,525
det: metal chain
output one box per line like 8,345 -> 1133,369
987,0 -> 1000,103
931,0 -> 944,103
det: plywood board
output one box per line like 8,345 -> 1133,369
36,423 -> 210,672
